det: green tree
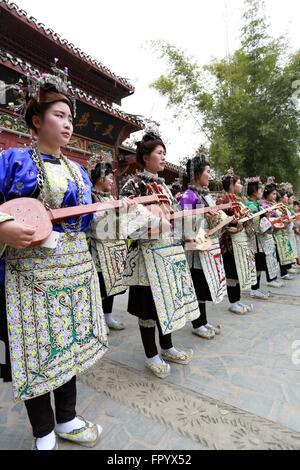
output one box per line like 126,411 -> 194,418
150,0 -> 300,188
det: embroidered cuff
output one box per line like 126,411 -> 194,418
0,212 -> 14,257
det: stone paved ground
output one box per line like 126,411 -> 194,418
1,273 -> 300,450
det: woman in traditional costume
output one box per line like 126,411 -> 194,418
120,132 -> 198,379
0,68 -> 107,450
179,157 -> 225,340
259,183 -> 289,286
273,188 -> 297,279
217,171 -> 255,315
285,189 -> 300,273
293,201 -> 300,266
170,181 -> 183,203
245,179 -> 279,299
88,158 -> 127,332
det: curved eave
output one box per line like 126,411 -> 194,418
0,50 -> 144,130
1,0 -> 135,99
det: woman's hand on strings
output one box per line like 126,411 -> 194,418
204,209 -> 217,220
121,196 -> 137,212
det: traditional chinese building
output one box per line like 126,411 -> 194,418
0,0 -> 184,188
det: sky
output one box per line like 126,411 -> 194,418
6,0 -> 300,164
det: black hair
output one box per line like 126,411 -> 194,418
170,182 -> 182,197
222,175 -> 240,192
287,192 -> 294,198
263,184 -> 278,199
90,162 -> 113,186
136,132 -> 166,167
186,156 -> 210,184
247,182 -> 261,197
277,189 -> 288,200
25,84 -> 74,133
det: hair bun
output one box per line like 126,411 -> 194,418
142,132 -> 161,143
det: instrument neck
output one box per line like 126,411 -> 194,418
171,202 -> 233,221
48,195 -> 166,222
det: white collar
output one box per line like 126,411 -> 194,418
143,170 -> 159,179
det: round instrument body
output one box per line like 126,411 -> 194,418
0,198 -> 52,246
195,228 -> 212,251
227,227 -> 240,234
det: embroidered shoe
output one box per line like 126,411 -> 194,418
281,274 -> 295,281
161,349 -> 193,365
55,416 -> 102,448
32,438 -> 58,450
192,327 -> 215,340
250,289 -> 269,300
107,320 -> 125,331
288,268 -> 298,275
145,360 -> 171,379
238,302 -> 254,313
205,323 -> 221,335
229,304 -> 247,315
266,280 -> 285,288
259,288 -> 270,296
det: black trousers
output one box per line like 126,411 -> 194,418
192,302 -> 208,329
251,251 -> 276,290
139,320 -> 173,359
24,376 -> 77,438
103,296 -> 114,314
280,263 -> 292,277
227,284 -> 241,304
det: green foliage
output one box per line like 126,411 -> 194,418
150,0 -> 300,189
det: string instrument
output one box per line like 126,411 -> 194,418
218,193 -> 250,234
220,193 -> 249,219
187,215 -> 235,251
0,194 -> 170,247
145,182 -> 240,222
238,203 -> 284,225
270,205 -> 300,230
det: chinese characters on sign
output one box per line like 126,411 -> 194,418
74,102 -> 123,144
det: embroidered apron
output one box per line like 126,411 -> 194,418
257,232 -> 279,279
89,202 -> 128,297
273,230 -> 296,266
140,240 -> 200,335
90,238 -> 128,296
5,233 -> 108,402
122,239 -> 200,335
191,194 -> 227,304
231,230 -> 257,290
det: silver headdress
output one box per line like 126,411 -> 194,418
221,168 -> 235,182
244,176 -> 263,195
87,145 -> 114,179
4,58 -> 76,118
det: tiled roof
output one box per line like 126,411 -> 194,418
0,48 -> 144,128
1,0 -> 134,92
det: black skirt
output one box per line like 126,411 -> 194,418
255,252 -> 268,272
0,285 -> 12,383
190,268 -> 212,302
97,272 -> 126,299
127,286 -> 158,320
